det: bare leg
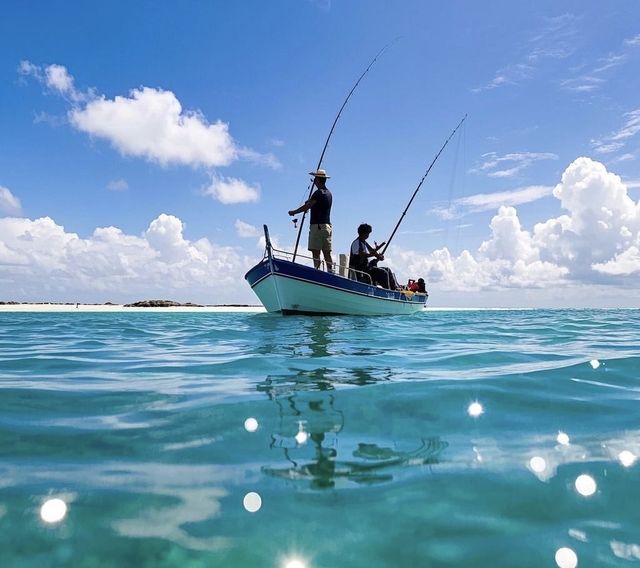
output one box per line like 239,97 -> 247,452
311,250 -> 321,269
323,249 -> 333,272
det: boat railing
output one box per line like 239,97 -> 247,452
269,246 -> 374,285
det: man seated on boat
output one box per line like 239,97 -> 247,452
288,169 -> 333,272
349,223 -> 384,283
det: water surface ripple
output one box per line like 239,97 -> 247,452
1,309 -> 639,567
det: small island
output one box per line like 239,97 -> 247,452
124,299 -> 204,308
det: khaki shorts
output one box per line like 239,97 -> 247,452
308,223 -> 332,252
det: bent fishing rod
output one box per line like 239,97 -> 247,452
292,43 -> 392,262
380,114 -> 467,256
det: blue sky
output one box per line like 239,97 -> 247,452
1,1 -> 639,306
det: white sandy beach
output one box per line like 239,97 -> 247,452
0,304 -> 266,313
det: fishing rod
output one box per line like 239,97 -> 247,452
380,114 -> 467,256
292,43 -> 393,261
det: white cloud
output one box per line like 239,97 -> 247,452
529,14 -> 579,48
2,158 -> 638,305
609,153 -> 636,164
624,34 -> 640,47
145,214 -> 208,264
18,60 -> 41,79
592,109 -> 640,155
20,61 -> 279,172
70,87 -> 237,168
560,75 -> 605,92
592,246 -> 640,276
473,14 -> 578,93
533,157 -> 640,280
234,219 -> 260,238
19,61 -> 87,103
0,186 -> 23,216
550,157 -> 637,229
561,33 -> 639,94
0,214 -> 255,303
33,111 -> 66,127
592,53 -> 627,74
45,64 -> 75,94
478,206 -> 538,263
400,228 -> 445,235
107,179 -> 128,191
392,157 -> 640,295
432,185 -> 553,219
390,203 -> 568,292
204,175 -> 260,204
471,152 -> 558,178
237,147 -> 281,170
592,141 -> 625,155
609,109 -> 640,141
389,240 -> 567,293
472,65 -> 533,93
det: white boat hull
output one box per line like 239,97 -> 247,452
246,256 -> 426,316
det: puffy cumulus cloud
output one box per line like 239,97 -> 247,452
592,246 -> 640,276
70,87 -> 237,168
0,186 -> 23,216
389,207 -> 567,292
19,61 -> 279,173
204,174 -> 260,204
479,206 -> 538,263
534,157 -> 640,279
550,157 -> 636,230
45,64 -> 75,95
390,157 -> 639,293
0,214 -> 255,303
145,214 -> 208,264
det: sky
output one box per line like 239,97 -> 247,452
1,0 -> 639,307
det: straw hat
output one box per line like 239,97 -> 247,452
309,168 -> 330,178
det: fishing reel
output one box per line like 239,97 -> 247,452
292,218 -> 298,229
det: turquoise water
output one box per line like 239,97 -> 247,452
1,310 -> 639,567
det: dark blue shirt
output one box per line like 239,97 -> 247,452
309,188 -> 332,225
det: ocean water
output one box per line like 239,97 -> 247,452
0,309 -> 639,568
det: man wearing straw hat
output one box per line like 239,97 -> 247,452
288,169 -> 334,272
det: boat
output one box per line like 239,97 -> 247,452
244,226 -> 427,316
242,50 -> 465,316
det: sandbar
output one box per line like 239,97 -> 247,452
0,303 -> 266,313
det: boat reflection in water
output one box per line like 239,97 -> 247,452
257,318 -> 448,490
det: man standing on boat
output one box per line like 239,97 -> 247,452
349,223 -> 384,282
288,169 -> 333,272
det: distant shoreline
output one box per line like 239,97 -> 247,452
0,303 -> 635,313
0,302 -> 266,313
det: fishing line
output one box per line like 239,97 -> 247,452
381,115 -> 467,256
453,121 -> 468,253
292,41 -> 396,261
443,119 -> 464,248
